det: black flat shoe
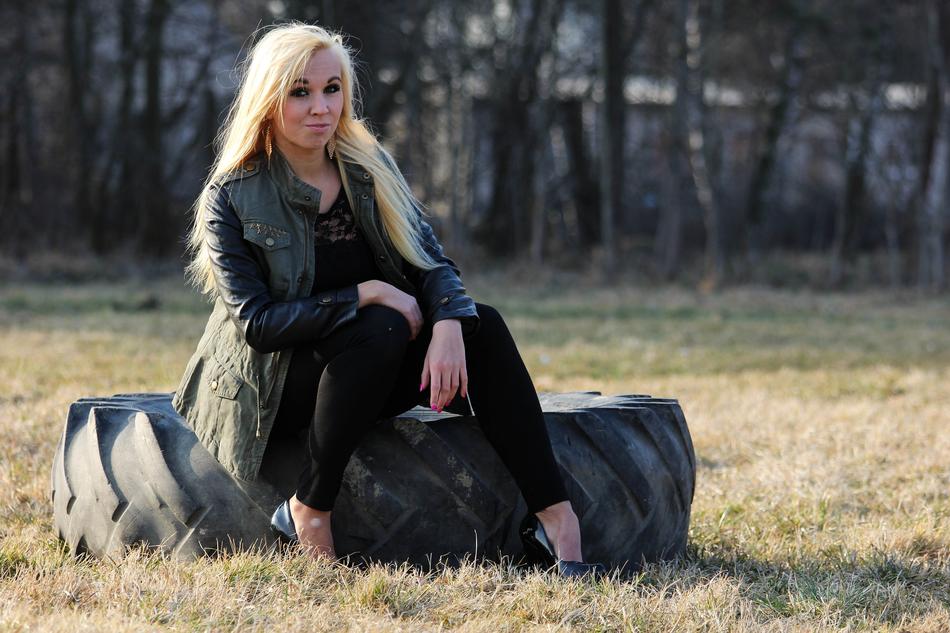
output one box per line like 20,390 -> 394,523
519,514 -> 608,579
271,500 -> 298,544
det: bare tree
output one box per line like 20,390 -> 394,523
654,0 -> 690,280
684,0 -> 726,289
476,0 -> 564,256
915,0 -> 949,290
829,3 -> 890,286
2,3 -> 41,256
64,0 -> 100,247
599,0 -> 623,276
742,0 -> 809,264
136,0 -> 174,253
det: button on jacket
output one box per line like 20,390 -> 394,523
172,148 -> 478,481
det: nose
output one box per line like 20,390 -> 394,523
310,95 -> 330,115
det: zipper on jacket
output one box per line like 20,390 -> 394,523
256,376 -> 263,438
261,350 -> 281,408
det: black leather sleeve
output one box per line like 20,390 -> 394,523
413,216 -> 479,336
204,185 -> 360,353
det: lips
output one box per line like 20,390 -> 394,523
306,124 -> 331,132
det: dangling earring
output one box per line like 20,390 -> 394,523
326,134 -> 336,160
263,123 -> 273,159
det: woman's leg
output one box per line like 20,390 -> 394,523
297,305 -> 412,509
379,303 -> 584,561
269,304 -> 413,556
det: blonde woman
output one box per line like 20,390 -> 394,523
173,22 -> 604,577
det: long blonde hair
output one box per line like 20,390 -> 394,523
185,22 -> 438,295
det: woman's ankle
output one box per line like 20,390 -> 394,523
535,501 -> 583,562
289,495 -> 336,558
290,495 -> 331,519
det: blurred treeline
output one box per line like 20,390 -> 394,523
2,0 -> 949,289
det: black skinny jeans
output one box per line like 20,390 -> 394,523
262,302 -> 568,513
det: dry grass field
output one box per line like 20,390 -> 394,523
1,271 -> 949,631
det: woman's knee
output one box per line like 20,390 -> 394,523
347,305 -> 412,355
360,304 -> 411,333
472,302 -> 505,335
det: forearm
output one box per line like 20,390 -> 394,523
241,287 -> 359,353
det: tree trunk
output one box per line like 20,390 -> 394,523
2,4 -> 37,257
530,148 -> 547,265
402,57 -> 422,189
916,0 -> 949,290
96,0 -> 138,252
558,99 -> 600,249
885,203 -> 902,288
480,0 -> 563,256
654,0 -> 691,280
599,0 -> 624,278
829,4 -> 890,287
684,0 -> 725,290
742,0 -> 807,264
65,0 -> 97,250
446,49 -> 465,258
529,27 -> 561,267
829,89 -> 883,287
138,0 -> 172,255
918,111 -> 949,291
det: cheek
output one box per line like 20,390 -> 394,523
281,100 -> 309,124
331,95 -> 345,118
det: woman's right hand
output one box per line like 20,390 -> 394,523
357,280 -> 424,340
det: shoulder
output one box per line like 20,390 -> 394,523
214,154 -> 265,189
203,156 -> 263,222
209,154 -> 279,218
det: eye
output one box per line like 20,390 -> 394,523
325,84 -> 341,94
290,87 -> 309,97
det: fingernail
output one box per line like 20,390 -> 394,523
419,383 -> 425,391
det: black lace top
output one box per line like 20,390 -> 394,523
311,187 -> 384,294
314,187 -> 359,245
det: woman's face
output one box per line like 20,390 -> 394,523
272,48 -> 344,158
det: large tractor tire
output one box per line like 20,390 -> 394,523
51,392 -> 695,570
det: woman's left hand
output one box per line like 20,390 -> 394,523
420,319 -> 468,412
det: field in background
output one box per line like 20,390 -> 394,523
1,273 -> 949,631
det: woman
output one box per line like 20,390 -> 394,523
174,22 -> 603,577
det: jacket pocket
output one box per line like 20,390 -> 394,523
206,355 -> 244,400
242,221 -> 294,297
243,222 -> 291,251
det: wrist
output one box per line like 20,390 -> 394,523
357,281 -> 378,307
433,318 -> 462,332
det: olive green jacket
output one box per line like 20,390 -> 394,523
172,148 -> 477,481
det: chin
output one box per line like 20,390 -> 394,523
289,139 -> 327,153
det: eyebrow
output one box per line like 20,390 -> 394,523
292,76 -> 342,85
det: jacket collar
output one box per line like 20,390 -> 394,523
265,147 -> 322,209
263,147 -> 375,210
